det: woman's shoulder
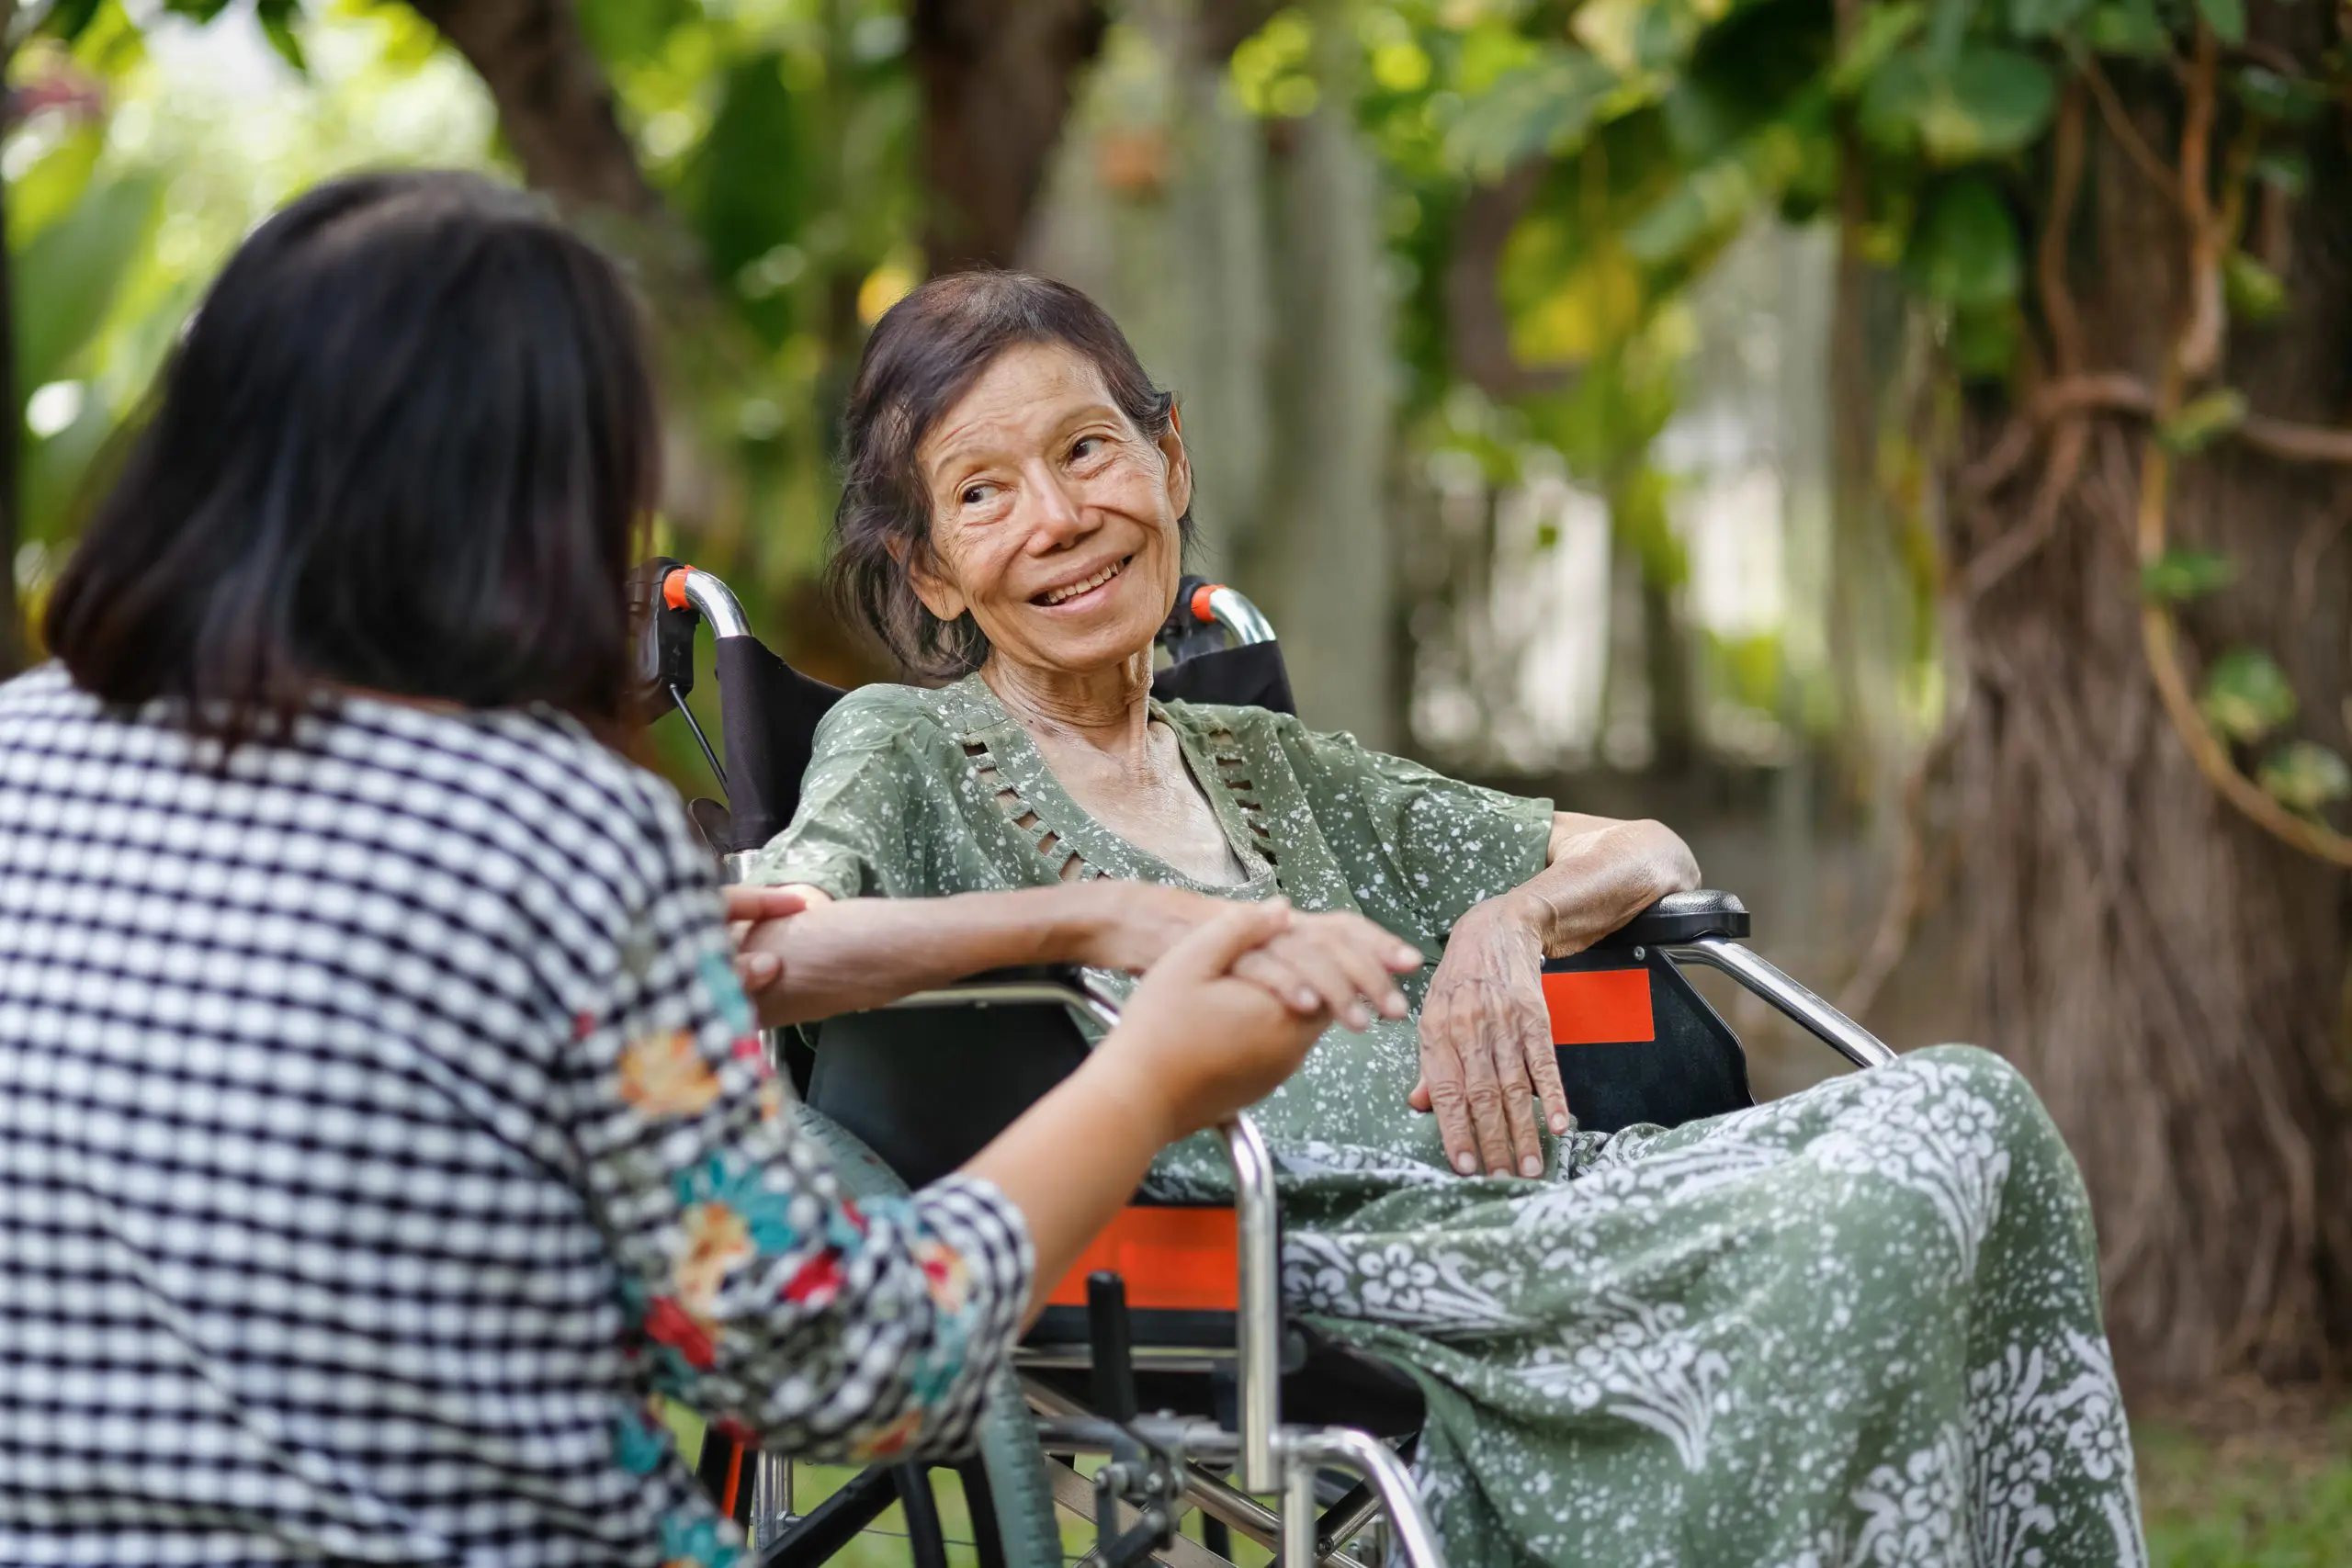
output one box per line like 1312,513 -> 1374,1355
1155,696 -> 1306,748
812,679 -> 969,754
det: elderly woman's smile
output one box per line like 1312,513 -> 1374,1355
1033,553 -> 1132,608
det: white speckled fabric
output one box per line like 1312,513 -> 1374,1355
755,675 -> 2145,1568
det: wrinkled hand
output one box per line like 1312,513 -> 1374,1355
1079,882 -> 1419,1031
1410,903 -> 1566,1179
723,884 -> 820,998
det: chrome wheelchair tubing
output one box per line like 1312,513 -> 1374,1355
887,972 -> 1283,1489
1225,1112 -> 1281,1494
1202,586 -> 1276,648
678,567 -> 754,638
1278,1427 -> 1446,1568
1663,936 -> 1897,1069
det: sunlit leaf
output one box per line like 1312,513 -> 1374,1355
2157,389 -> 2247,454
37,0 -> 105,42
2223,252 -> 2287,322
1443,47 -> 1623,176
2140,547 -> 2236,603
1905,175 -> 2019,309
2194,0 -> 2245,46
1829,4 -> 1925,97
256,0 -> 308,75
5,126 -> 105,250
2199,648 -> 2297,744
2258,741 -> 2352,815
12,175 -> 162,400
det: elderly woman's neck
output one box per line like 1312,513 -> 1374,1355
982,653 -> 1157,758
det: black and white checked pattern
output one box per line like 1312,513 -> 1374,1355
0,663 -> 1031,1566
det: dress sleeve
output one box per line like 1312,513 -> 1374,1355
558,789 -> 1034,1465
745,690 -> 962,901
1290,724 -> 1555,936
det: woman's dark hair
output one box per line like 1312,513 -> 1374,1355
44,169 -> 660,746
830,271 -> 1188,679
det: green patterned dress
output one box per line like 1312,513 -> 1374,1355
752,674 -> 2146,1568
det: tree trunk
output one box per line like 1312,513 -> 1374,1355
909,0 -> 1106,273
1954,32 -> 2352,1391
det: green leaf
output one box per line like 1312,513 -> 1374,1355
2195,0 -> 2245,45
2199,648 -> 2297,744
2258,741 -> 2352,814
2009,0 -> 2090,38
6,126 -> 104,251
1905,175 -> 2020,309
2223,252 -> 2287,322
12,175 -> 163,400
38,0 -> 106,42
2232,67 -> 2327,127
2157,388 -> 2247,453
256,0 -> 307,74
1830,3 -> 1925,97
1951,301 -> 2021,377
1444,47 -> 1624,176
2085,0 -> 2169,57
2140,547 -> 2237,603
1859,44 -> 2059,165
2253,148 -> 2310,197
160,0 -> 233,19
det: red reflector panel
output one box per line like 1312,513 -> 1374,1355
1542,968 -> 1655,1045
1046,1206 -> 1238,1312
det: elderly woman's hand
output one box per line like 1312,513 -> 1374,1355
1076,881 -> 1419,1031
1410,900 -> 1566,1179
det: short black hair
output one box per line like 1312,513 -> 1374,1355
44,169 -> 659,747
828,271 -> 1188,679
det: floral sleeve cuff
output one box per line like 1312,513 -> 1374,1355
859,1174 -> 1035,1460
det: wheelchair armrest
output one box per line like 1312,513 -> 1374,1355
881,964 -> 1122,1031
1592,888 -> 1750,947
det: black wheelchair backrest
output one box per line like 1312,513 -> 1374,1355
638,564 -> 1294,853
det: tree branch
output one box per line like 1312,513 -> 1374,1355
909,0 -> 1107,273
1444,160 -> 1578,400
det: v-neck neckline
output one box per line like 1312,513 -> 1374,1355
943,673 -> 1279,895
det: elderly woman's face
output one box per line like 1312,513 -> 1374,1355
908,343 -> 1190,681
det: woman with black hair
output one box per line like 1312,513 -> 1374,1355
0,171 -> 1338,1568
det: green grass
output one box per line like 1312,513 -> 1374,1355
676,1403 -> 2352,1567
2138,1412 -> 2352,1568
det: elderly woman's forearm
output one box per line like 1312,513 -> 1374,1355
1487,814 -> 1701,958
744,886 -> 1109,1024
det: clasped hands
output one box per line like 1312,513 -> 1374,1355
719,880 -> 1566,1180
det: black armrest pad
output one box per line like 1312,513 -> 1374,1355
1592,889 -> 1750,946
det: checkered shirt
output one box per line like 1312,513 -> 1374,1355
0,664 -> 1032,1567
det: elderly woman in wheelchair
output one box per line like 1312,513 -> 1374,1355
733,273 -> 2145,1567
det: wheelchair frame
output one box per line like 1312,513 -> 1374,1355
653,566 -> 1898,1568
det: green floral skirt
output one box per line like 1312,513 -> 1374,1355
1260,1047 -> 2143,1568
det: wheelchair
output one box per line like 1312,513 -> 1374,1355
632,560 -> 1899,1568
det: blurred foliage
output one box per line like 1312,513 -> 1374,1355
6,0 -> 2346,808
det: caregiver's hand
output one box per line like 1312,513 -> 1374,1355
1075,881 -> 1420,1031
1410,901 -> 1566,1179
724,885 -> 813,994
1087,898 -> 1333,1140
